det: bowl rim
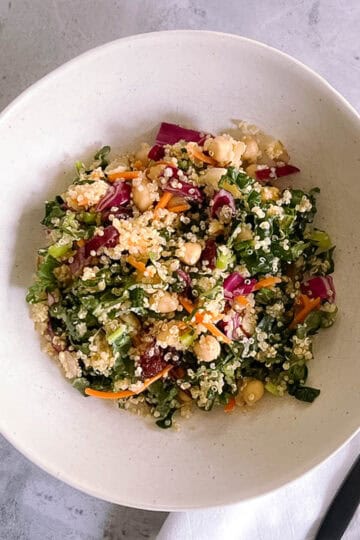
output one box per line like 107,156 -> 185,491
1,30 -> 359,511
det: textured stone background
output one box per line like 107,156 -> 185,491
0,1 -> 359,539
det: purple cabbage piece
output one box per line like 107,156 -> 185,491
223,272 -> 257,299
211,189 -> 236,219
155,122 -> 205,145
255,164 -> 300,182
96,182 -> 131,212
164,177 -> 203,202
69,225 -> 119,275
301,275 -> 335,303
200,239 -> 217,269
69,245 -> 87,275
148,144 -> 165,161
47,320 -> 66,352
84,226 -> 119,256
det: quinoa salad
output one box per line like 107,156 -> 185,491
27,121 -> 337,428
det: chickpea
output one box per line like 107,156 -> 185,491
147,164 -> 165,181
200,167 -> 228,190
179,242 -> 202,266
150,291 -> 179,313
205,136 -> 233,163
241,310 -> 256,336
242,136 -> 260,163
194,335 -> 221,362
261,186 -> 280,202
236,225 -> 253,241
242,379 -> 264,405
120,313 -> 141,334
208,219 -> 225,237
134,142 -> 150,166
204,136 -> 245,166
132,179 -> 153,212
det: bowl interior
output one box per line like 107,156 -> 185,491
0,31 -> 359,510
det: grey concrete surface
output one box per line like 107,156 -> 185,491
0,1 -> 359,539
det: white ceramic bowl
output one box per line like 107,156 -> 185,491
0,31 -> 359,511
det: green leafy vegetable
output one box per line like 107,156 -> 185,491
26,255 -> 59,303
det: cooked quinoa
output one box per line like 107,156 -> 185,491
27,121 -> 337,428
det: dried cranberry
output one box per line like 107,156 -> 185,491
201,238 -> 217,269
148,144 -> 165,161
139,344 -> 167,380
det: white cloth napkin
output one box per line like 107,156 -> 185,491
158,433 -> 359,540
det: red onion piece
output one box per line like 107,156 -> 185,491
200,239 -> 217,269
255,164 -> 300,182
155,122 -> 206,145
148,144 -> 165,161
164,177 -> 203,202
211,189 -> 236,218
96,182 -> 131,212
177,269 -> 191,287
301,275 -> 336,303
223,312 -> 241,340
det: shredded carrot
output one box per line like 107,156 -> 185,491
253,276 -> 282,291
224,396 -> 236,413
187,143 -> 217,166
202,322 -> 232,344
107,170 -> 141,182
179,297 -> 195,314
234,295 -> 250,306
76,239 -> 85,248
85,365 -> 173,400
154,192 -> 173,216
168,204 -> 190,213
289,294 -> 321,329
195,311 -> 224,324
126,255 -> 146,273
179,297 -> 231,344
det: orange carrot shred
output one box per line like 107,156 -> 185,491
76,239 -> 85,248
168,204 -> 190,213
195,311 -> 224,324
187,143 -> 217,166
234,295 -> 250,306
202,322 -> 232,344
224,396 -> 236,413
107,170 -> 141,182
85,365 -> 173,400
154,192 -> 173,216
179,298 -> 231,343
289,295 -> 321,329
179,297 -> 195,314
253,277 -> 282,291
126,255 -> 146,273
